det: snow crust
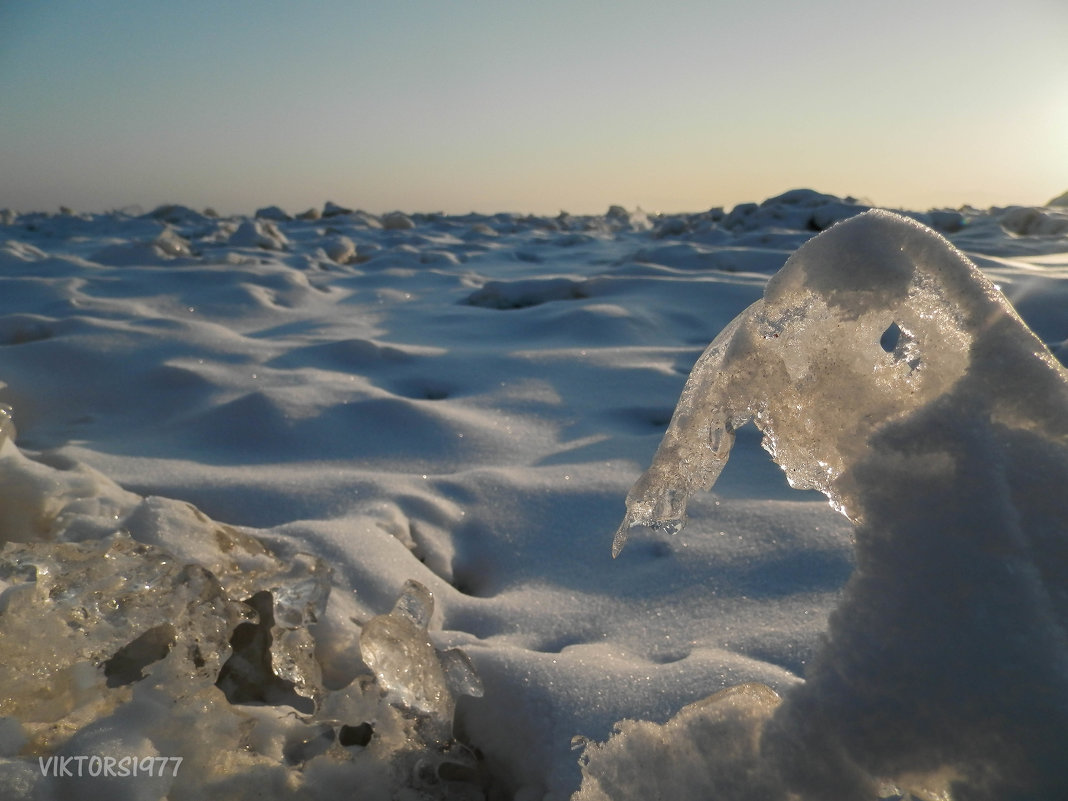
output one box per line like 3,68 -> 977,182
0,195 -> 1064,800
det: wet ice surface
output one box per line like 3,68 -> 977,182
0,192 -> 1065,799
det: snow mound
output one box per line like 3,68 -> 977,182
254,205 -> 292,222
722,190 -> 870,233
91,228 -> 194,265
575,683 -> 785,801
228,219 -> 289,250
381,211 -> 416,231
999,205 -> 1068,236
1047,189 -> 1068,208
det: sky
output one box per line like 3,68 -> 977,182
1,0 -> 1067,216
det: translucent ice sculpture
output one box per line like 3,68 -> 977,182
607,210 -> 1068,799
615,209 -> 1068,552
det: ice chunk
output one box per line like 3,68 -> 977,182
228,219 -> 289,250
125,499 -> 334,712
254,205 -> 291,221
0,534 -> 240,751
0,434 -> 143,546
1000,205 -> 1068,235
359,579 -> 483,745
381,211 -> 416,230
0,455 -> 486,797
608,210 -> 1068,798
321,234 -> 358,264
145,204 -> 209,225
90,228 -> 193,265
321,200 -> 353,218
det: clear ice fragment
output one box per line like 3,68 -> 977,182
359,579 -> 482,745
390,577 -> 434,629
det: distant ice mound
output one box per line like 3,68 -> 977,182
999,204 -> 1068,236
1047,189 -> 1068,208
597,210 -> 1068,799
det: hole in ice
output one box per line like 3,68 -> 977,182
878,320 -> 922,371
215,590 -> 315,713
879,321 -> 901,353
102,623 -> 177,687
338,721 -> 374,747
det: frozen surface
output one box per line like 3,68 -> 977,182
605,210 -> 1068,799
0,194 -> 1064,799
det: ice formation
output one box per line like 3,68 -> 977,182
601,210 -> 1068,799
360,579 -> 483,746
0,423 -> 485,799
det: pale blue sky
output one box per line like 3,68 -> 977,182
2,0 -> 1066,215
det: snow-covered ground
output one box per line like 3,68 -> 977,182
0,190 -> 1066,800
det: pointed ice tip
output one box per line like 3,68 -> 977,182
392,579 -> 433,629
613,512 -> 689,557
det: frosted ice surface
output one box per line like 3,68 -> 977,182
606,210 -> 1068,798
